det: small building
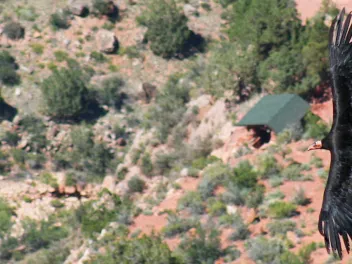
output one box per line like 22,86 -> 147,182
236,94 -> 310,147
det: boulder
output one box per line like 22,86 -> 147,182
96,29 -> 119,54
64,186 -> 76,194
226,205 -> 237,215
139,82 -> 157,103
180,168 -> 188,177
102,175 -> 116,192
183,4 -> 197,16
116,137 -> 126,146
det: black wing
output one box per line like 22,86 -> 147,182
329,8 -> 352,128
319,8 -> 352,259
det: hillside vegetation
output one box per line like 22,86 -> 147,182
0,0 -> 342,263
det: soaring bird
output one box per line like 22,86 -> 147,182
308,8 -> 352,259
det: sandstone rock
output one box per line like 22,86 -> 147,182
55,130 -> 67,143
244,208 -> 258,224
14,88 -> 21,97
102,175 -> 116,192
138,82 -> 157,103
68,0 -> 89,16
180,168 -> 188,177
96,29 -> 119,54
12,115 -> 21,125
33,31 -> 41,38
47,125 -> 59,140
226,205 -> 238,215
183,4 -> 197,16
17,139 -> 28,149
65,186 -> 76,194
117,137 -> 126,146
63,39 -> 71,48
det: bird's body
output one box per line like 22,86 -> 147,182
309,8 -> 352,258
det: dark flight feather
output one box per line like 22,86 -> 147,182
319,8 -> 352,259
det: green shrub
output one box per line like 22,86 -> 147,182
89,234 -> 179,264
292,188 -> 311,206
102,21 -> 115,30
247,237 -> 286,264
54,50 -> 69,62
228,213 -> 250,241
0,198 -> 13,238
88,142 -> 114,176
267,220 -> 296,236
223,246 -> 241,262
0,150 -> 10,175
16,6 -> 37,21
233,144 -> 252,158
302,112 -> 329,139
246,184 -> 265,208
21,218 -> 68,252
154,151 -> 177,175
50,10 -> 71,30
65,172 -> 77,186
50,199 -> 65,208
39,172 -> 58,188
94,75 -> 125,109
276,123 -> 304,144
69,126 -> 113,178
139,0 -> 192,58
0,51 -> 20,86
198,162 -> 229,199
23,196 -> 32,203
113,123 -> 126,138
2,131 -> 20,146
120,45 -> 141,59
281,163 -> 304,181
225,0 -> 330,96
207,198 -> 226,217
90,51 -> 107,63
30,43 -> 45,54
128,176 -> 146,193
131,147 -> 143,165
141,153 -> 153,177
231,160 -> 258,189
269,176 -> 284,187
12,149 -> 26,164
76,193 -> 136,237
268,201 -> 297,219
278,242 -> 319,264
310,154 -> 323,168
25,240 -> 71,264
195,42 -> 257,99
148,75 -> 190,142
41,65 -> 89,120
0,237 -> 19,260
178,191 -> 205,215
92,0 -> 118,20
162,213 -> 197,237
191,155 -> 220,170
201,2 -> 211,11
3,21 -> 25,40
298,242 -> 318,263
176,226 -> 223,264
256,154 -> 281,179
317,168 -> 328,181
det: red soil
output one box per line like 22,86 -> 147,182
296,0 -> 352,22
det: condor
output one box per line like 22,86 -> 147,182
308,8 -> 352,259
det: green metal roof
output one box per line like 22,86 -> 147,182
236,94 -> 310,133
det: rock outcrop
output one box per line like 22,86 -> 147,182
96,29 -> 119,54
